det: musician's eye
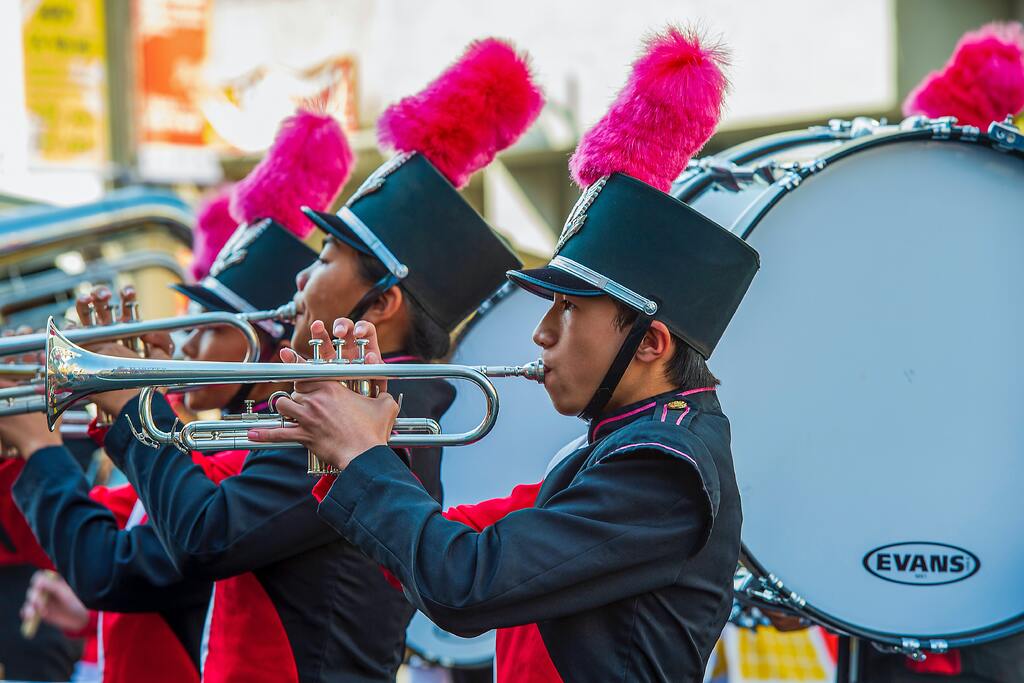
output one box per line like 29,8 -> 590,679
560,299 -> 576,312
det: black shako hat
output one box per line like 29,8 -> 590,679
508,172 -> 758,359
303,152 -> 522,332
505,26 -> 759,420
172,219 -> 316,340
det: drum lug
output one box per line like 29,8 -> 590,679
739,572 -> 807,611
704,160 -> 779,192
931,116 -> 957,140
959,125 -> 980,142
989,116 -> 1023,153
876,637 -> 947,662
822,117 -> 883,138
767,573 -> 807,609
898,638 -> 926,661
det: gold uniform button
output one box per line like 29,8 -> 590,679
666,400 -> 688,410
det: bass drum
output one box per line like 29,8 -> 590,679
406,284 -> 585,669
676,117 -> 1024,651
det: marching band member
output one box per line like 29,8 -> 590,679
0,180 -> 237,683
0,107 -> 351,683
47,39 -> 535,683
254,27 -> 759,682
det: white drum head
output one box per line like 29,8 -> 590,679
701,138 -> 1024,641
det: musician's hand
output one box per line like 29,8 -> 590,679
73,289 -> 143,416
0,381 -> 63,458
21,570 -> 90,634
249,320 -> 397,470
119,286 -> 174,360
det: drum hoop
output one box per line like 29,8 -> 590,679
677,124 -> 1024,242
716,125 -> 1024,649
672,127 -> 848,203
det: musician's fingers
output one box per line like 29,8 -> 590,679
352,321 -> 382,358
92,287 -> 113,326
141,332 -> 174,359
75,295 -> 94,326
119,287 -> 137,323
279,347 -> 304,364
331,318 -> 356,360
310,320 -> 335,361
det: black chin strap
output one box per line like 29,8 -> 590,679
347,273 -> 400,321
579,312 -> 655,422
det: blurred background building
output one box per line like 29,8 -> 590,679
2,0 -> 1023,257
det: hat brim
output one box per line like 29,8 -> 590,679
506,266 -> 604,300
301,208 -> 373,256
170,283 -> 235,314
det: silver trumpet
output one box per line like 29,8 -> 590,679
44,318 -> 544,474
0,304 -> 294,417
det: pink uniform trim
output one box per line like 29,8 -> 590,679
384,355 -> 418,364
607,441 -> 697,468
675,405 -> 691,426
677,386 -> 716,397
593,401 -> 657,436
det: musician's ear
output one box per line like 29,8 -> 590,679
362,285 -> 404,326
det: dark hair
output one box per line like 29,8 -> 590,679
613,301 -> 719,390
354,250 -> 451,360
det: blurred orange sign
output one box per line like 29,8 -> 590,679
135,0 -> 220,182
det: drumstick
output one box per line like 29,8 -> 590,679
20,569 -> 58,640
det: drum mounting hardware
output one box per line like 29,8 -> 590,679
989,116 -> 1023,153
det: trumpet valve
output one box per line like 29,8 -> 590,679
308,338 -> 324,363
332,338 -> 345,360
243,399 -> 255,416
353,339 -> 371,395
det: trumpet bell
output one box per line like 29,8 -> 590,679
45,318 -> 102,429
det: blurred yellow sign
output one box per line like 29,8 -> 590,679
21,0 -> 108,167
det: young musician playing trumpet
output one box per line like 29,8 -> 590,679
251,28 -> 758,682
0,108 -> 350,683
6,40 -> 538,683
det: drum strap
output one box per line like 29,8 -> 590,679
579,313 -> 654,421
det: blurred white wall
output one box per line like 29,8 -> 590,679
208,0 -> 896,132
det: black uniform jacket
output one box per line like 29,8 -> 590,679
103,363 -> 454,683
12,445 -> 213,679
317,386 -> 742,682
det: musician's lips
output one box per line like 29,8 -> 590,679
540,361 -> 553,382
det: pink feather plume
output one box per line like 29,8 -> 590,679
190,185 -> 237,281
903,22 -> 1024,128
229,108 -> 354,238
570,26 -> 730,192
377,38 -> 543,189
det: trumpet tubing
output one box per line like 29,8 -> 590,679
45,318 -> 545,467
2,302 -> 295,364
